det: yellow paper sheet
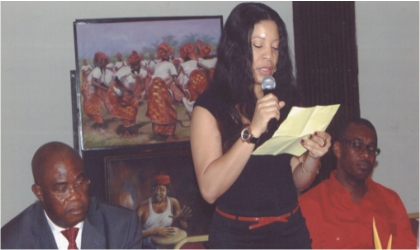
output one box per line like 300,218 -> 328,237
373,217 -> 392,250
252,104 -> 340,156
373,218 -> 382,249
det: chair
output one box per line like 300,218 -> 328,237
174,234 -> 209,249
408,212 -> 419,238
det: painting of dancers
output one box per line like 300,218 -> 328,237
73,16 -> 222,150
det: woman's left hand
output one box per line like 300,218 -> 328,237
300,131 -> 331,158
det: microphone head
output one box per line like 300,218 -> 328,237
261,75 -> 276,91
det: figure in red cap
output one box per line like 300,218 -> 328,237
146,42 -> 181,141
177,43 -> 209,116
136,174 -> 192,248
196,43 -> 217,82
82,52 -> 109,132
106,51 -> 151,138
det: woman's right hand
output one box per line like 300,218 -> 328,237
250,93 -> 285,137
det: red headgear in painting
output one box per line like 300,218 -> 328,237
157,42 -> 172,59
180,43 -> 196,61
199,45 -> 212,57
127,51 -> 141,65
154,174 -> 171,185
94,52 -> 108,64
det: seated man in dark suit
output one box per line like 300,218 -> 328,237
1,141 -> 142,249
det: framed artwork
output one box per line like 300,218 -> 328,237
73,15 -> 223,150
104,149 -> 214,248
70,70 -> 80,153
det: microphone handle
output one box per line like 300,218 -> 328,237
267,118 -> 278,134
263,89 -> 273,96
263,89 -> 278,133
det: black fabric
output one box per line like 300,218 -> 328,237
195,88 -> 299,216
194,88 -> 310,248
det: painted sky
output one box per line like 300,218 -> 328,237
75,17 -> 222,61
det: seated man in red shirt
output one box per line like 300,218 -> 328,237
299,118 -> 417,249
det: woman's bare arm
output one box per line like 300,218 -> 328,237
191,94 -> 283,203
190,106 -> 255,204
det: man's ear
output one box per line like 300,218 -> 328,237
32,184 -> 44,202
333,141 -> 342,159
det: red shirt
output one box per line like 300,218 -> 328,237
299,170 -> 417,249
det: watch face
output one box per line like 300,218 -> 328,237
241,128 -> 251,141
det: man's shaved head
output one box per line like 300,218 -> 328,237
31,141 -> 82,185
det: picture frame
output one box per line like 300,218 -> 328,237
73,16 -> 223,151
70,70 -> 80,153
104,149 -> 214,248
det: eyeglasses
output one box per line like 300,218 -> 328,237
340,139 -> 381,156
48,178 -> 90,198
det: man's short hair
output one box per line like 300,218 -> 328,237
335,117 -> 376,141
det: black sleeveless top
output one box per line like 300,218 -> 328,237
194,88 -> 300,217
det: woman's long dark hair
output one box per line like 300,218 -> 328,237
209,2 -> 297,151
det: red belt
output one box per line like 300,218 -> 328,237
216,205 -> 299,230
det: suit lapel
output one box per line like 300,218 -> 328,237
81,217 -> 106,249
34,228 -> 58,249
81,198 -> 107,248
32,202 -> 59,249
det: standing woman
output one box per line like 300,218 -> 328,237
191,3 -> 331,248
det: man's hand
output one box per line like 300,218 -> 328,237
171,206 -> 192,221
154,226 -> 176,237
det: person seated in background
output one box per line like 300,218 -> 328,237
136,174 -> 191,248
1,141 -> 142,249
299,118 -> 417,249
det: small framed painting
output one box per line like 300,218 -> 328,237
104,149 -> 214,248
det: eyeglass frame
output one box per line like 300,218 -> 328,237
339,139 -> 381,156
40,178 -> 91,198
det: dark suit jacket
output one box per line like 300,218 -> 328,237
1,197 -> 142,249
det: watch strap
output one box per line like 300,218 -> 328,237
241,127 -> 260,144
249,135 -> 259,144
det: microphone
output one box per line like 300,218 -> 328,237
261,75 -> 276,95
261,75 -> 278,133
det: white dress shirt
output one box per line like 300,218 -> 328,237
44,211 -> 84,250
